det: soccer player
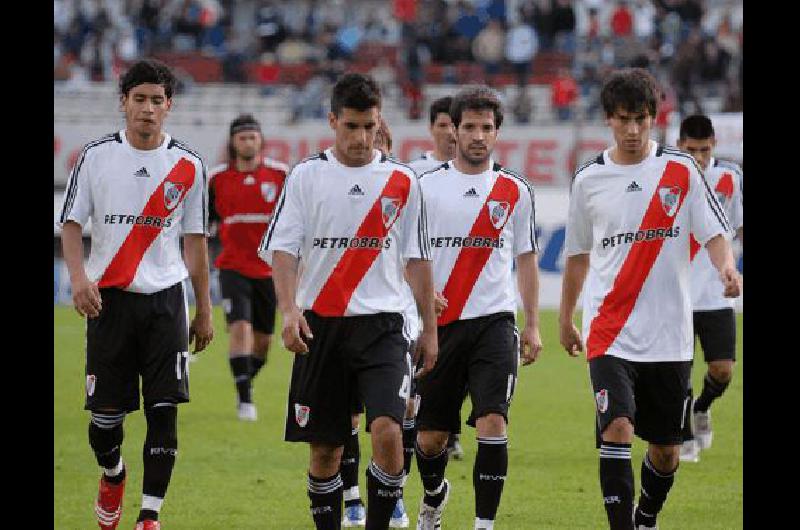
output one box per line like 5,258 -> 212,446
676,115 -> 744,462
407,96 -> 466,462
208,114 -> 288,421
413,86 -> 543,530
57,59 -> 213,530
258,73 -> 438,530
559,68 -> 741,530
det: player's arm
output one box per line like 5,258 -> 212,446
705,235 -> 741,298
406,258 -> 438,377
61,221 -> 102,318
559,254 -> 589,357
516,251 -> 543,365
183,234 -> 214,352
271,251 -> 313,354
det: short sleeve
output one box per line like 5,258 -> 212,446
564,176 -> 592,256
689,166 -> 731,245
400,174 -> 431,260
181,158 -> 209,235
728,167 -> 743,230
512,179 -> 538,256
258,167 -> 305,264
56,146 -> 94,229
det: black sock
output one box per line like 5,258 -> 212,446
139,404 -> 178,523
694,372 -> 730,412
341,427 -> 362,507
681,387 -> 694,441
88,412 -> 125,482
365,460 -> 404,530
229,355 -> 252,403
402,419 -> 416,478
308,472 -> 343,530
474,436 -> 508,522
635,453 -> 676,526
599,442 -> 634,530
415,441 -> 448,507
250,355 -> 267,379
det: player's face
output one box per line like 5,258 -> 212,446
232,131 -> 262,161
677,137 -> 715,171
430,112 -> 456,159
122,83 -> 171,137
455,109 -> 498,167
607,107 -> 653,158
329,106 -> 380,167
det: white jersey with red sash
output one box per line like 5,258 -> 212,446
565,141 -> 730,363
258,148 -> 430,317
420,161 -> 538,326
689,157 -> 743,310
56,130 -> 208,294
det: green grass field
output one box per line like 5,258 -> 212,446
55,306 -> 742,529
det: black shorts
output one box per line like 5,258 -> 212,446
285,311 -> 412,446
416,312 -> 519,435
219,269 -> 276,334
589,355 -> 692,446
350,338 -> 418,416
693,308 -> 736,362
85,282 -> 191,413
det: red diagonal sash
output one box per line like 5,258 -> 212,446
99,158 -> 196,289
438,175 -> 520,326
587,161 -> 689,359
311,170 -> 411,316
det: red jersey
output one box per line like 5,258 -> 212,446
209,157 -> 288,278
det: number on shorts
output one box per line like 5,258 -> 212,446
399,375 -> 411,400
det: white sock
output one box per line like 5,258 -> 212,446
343,486 -> 361,502
475,517 -> 495,529
103,459 -> 124,477
141,494 -> 163,513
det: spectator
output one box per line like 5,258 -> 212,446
333,22 -> 364,59
551,67 -> 578,121
552,0 -> 576,55
531,0 -> 555,51
505,16 -> 539,86
256,52 -> 282,95
173,0 -> 203,51
698,38 -> 731,97
472,19 -> 505,81
512,85 -> 534,124
611,1 -> 634,38
257,2 -> 287,54
585,7 -> 601,49
454,1 -> 485,42
633,0 -> 655,45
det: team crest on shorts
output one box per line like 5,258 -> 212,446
381,197 -> 402,229
164,181 -> 185,211
295,403 -> 311,427
487,201 -> 510,229
86,374 -> 96,397
595,389 -> 608,413
261,182 -> 277,203
658,186 -> 683,217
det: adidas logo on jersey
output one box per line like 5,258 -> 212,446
134,167 -> 150,178
626,181 -> 642,192
349,184 -> 365,196
464,187 -> 479,198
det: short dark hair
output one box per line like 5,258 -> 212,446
600,68 -> 660,118
429,96 -> 453,125
330,73 -> 381,116
450,86 -> 504,129
679,114 -> 715,141
119,59 -> 177,99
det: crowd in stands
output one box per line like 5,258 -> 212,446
54,0 -> 742,123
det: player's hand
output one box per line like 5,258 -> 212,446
520,324 -> 543,365
559,320 -> 584,357
434,291 -> 448,317
414,329 -> 438,379
720,267 -> 742,298
282,307 -> 313,354
71,275 -> 102,319
189,311 -> 214,353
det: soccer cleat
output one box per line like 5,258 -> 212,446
134,521 -> 161,530
679,439 -> 700,463
390,497 -> 410,528
94,470 -> 125,529
342,501 -> 366,527
237,402 -> 257,421
416,479 -> 450,530
448,435 -> 465,461
693,410 -> 713,449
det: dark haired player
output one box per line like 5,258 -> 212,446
208,114 -> 288,421
676,114 -> 743,463
414,86 -> 543,530
259,73 -> 437,530
57,59 -> 213,530
559,68 -> 741,529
